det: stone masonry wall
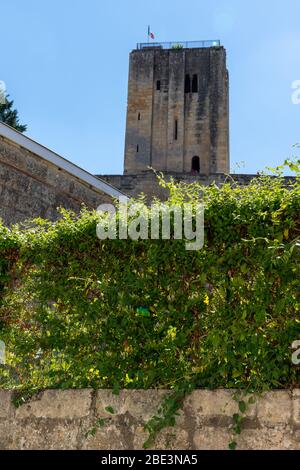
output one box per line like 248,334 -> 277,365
0,136 -> 113,226
0,389 -> 299,450
101,173 -> 296,201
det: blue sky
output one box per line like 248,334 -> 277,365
1,0 -> 300,175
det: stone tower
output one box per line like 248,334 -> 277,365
124,41 -> 229,175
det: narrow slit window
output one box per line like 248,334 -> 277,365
136,144 -> 139,153
138,112 -> 141,121
191,156 -> 200,173
156,80 -> 161,91
192,74 -> 198,93
184,74 -> 191,93
174,119 -> 178,140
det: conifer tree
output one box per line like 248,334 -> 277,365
0,94 -> 27,133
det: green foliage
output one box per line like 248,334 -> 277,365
105,406 -> 115,415
229,441 -> 237,450
228,393 -> 258,449
85,418 -> 108,438
171,44 -> 184,50
0,94 -> 27,133
143,382 -> 194,448
0,169 -> 299,403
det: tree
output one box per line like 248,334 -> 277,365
0,94 -> 27,133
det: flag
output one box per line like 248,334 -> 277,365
148,25 -> 155,40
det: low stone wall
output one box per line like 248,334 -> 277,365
0,389 -> 299,450
100,173 -> 296,200
0,136 -> 113,225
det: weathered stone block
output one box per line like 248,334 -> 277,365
292,389 -> 300,427
185,389 -> 237,418
9,420 -> 80,450
95,390 -> 130,418
152,428 -> 191,451
237,426 -> 295,450
0,390 -> 14,419
16,389 -> 92,420
82,424 -> 128,450
257,391 -> 292,425
126,390 -> 169,422
95,390 -> 181,424
193,426 -> 230,450
0,418 -> 13,449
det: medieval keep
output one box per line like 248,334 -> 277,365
124,40 -> 229,176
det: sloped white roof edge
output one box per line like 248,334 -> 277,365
0,121 -> 126,199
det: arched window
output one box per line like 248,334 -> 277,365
191,156 -> 200,174
192,74 -> 198,93
184,74 -> 191,93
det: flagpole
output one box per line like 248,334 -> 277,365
148,25 -> 150,44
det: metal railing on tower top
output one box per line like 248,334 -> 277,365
136,40 -> 221,50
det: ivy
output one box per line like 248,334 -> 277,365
0,163 -> 299,448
